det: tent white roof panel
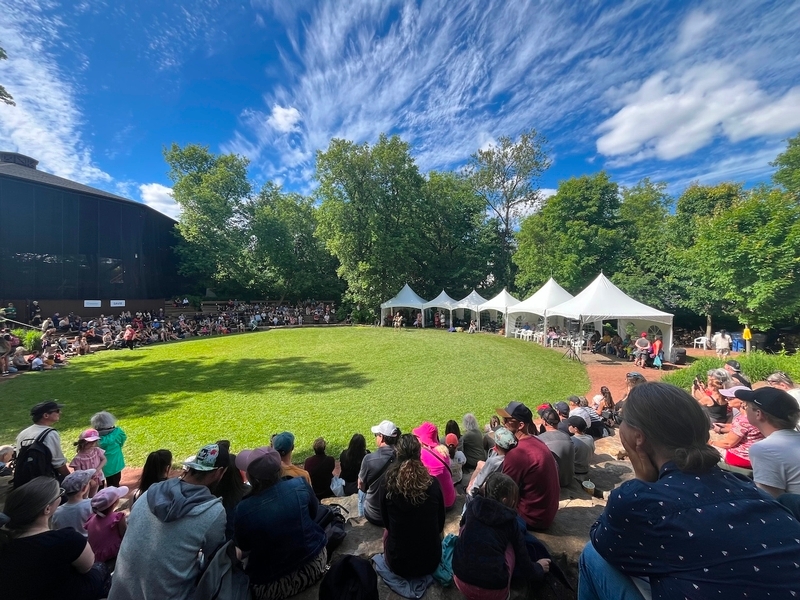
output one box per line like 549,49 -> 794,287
455,290 -> 488,312
423,290 -> 458,310
380,283 -> 427,309
547,273 -> 673,325
508,278 -> 573,316
478,288 -> 520,312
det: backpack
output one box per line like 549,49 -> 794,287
12,428 -> 54,488
195,540 -> 250,600
315,503 -> 348,558
318,555 -> 378,600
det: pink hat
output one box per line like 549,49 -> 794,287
80,428 -> 101,442
235,446 -> 277,472
91,485 -> 129,512
445,433 -> 459,447
412,422 -> 440,448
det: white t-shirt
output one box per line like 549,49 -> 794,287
569,406 -> 593,428
712,333 -> 732,350
15,423 -> 66,467
749,429 -> 800,494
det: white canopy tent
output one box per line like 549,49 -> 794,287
455,290 -> 488,314
478,288 -> 520,330
546,273 -> 674,354
423,290 -> 459,326
505,278 -> 574,338
380,284 -> 428,326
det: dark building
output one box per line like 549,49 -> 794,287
0,152 -> 181,319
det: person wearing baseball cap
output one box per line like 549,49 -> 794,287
272,431 -> 311,484
497,401 -> 560,530
110,443 -> 227,600
735,386 -> 800,497
724,360 -> 752,388
14,400 -> 69,485
358,419 -> 400,526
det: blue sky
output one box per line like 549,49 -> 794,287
1,0 -> 799,219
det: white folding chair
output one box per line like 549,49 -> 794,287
693,336 -> 709,349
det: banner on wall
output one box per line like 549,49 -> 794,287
83,300 -> 102,308
110,300 -> 126,307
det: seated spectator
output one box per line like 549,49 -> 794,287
568,396 -> 604,438
412,422 -> 456,509
710,387 -> 764,469
273,431 -> 311,484
212,440 -> 245,540
11,347 -> 30,371
303,437 -> 335,500
692,368 -> 731,425
567,417 -> 595,477
234,447 -> 327,599
737,386 -> 800,496
765,370 -> 800,401
466,427 -> 518,498
379,434 -> 445,578
358,420 -> 399,525
86,486 -> 128,564
0,445 -> 13,476
553,401 -> 572,434
579,382 -> 800,599
132,449 -> 172,504
537,409 -> 575,488
454,473 -> 550,599
0,477 -> 111,599
498,402 -> 560,531
461,413 -> 488,470
52,469 -> 95,536
445,433 -> 466,484
339,433 -> 369,496
109,444 -> 227,600
724,360 -> 752,388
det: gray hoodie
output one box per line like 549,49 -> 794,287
109,478 -> 226,600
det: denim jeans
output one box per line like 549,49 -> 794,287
358,489 -> 365,517
578,542 -> 649,600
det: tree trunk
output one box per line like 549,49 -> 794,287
705,314 -> 712,342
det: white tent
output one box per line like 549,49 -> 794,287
547,273 -> 674,354
478,288 -> 520,329
455,289 -> 488,314
505,278 -> 573,338
380,284 -> 428,326
423,290 -> 458,326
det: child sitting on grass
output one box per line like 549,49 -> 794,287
70,429 -> 107,497
86,485 -> 128,564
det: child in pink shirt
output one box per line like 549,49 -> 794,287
86,485 -> 128,563
70,428 -> 107,497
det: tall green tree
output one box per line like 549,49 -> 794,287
466,129 -> 550,290
683,186 -> 800,329
514,171 -> 621,293
0,45 -> 15,106
315,134 -> 428,311
771,132 -> 800,199
611,178 -> 674,309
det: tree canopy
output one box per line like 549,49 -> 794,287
0,44 -> 15,106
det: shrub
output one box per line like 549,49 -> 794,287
662,350 -> 800,389
10,328 -> 42,352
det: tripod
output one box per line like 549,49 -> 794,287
563,340 -> 582,362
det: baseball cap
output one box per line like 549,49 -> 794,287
91,485 -> 129,512
725,360 -> 742,372
554,401 -> 570,417
235,446 -> 275,471
370,420 -> 399,437
79,429 -> 101,442
492,427 -> 518,450
272,432 -> 295,456
567,416 -> 588,432
62,469 -> 96,494
734,387 -> 799,421
183,443 -> 222,471
445,433 -> 459,446
496,401 -> 533,424
30,400 -> 64,419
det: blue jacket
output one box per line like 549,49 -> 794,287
233,477 -> 326,584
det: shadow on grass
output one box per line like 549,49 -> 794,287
1,355 -> 372,439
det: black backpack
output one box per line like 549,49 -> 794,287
12,428 -> 55,488
318,555 -> 378,600
315,503 -> 348,557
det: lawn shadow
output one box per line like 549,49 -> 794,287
1,355 -> 372,439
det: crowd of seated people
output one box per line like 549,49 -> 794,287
4,373 -> 800,599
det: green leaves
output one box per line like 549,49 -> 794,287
772,133 -> 800,200
0,43 -> 15,106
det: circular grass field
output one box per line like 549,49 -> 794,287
1,327 -> 589,466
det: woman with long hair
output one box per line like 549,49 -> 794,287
379,434 -> 445,578
461,413 -> 488,470
580,382 -> 800,599
0,477 -> 111,599
132,449 -> 172,504
339,433 -> 369,496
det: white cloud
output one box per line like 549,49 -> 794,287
0,1 -> 110,184
596,63 -> 800,165
139,183 -> 180,219
267,105 -> 302,133
674,10 -> 717,56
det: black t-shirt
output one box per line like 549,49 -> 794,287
0,529 -> 89,600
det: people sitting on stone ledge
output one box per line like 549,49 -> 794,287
412,422 -> 456,510
339,433 -> 369,497
303,437 -> 335,500
358,419 -> 400,525
273,431 -> 311,485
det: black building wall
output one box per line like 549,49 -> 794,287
0,174 -> 182,303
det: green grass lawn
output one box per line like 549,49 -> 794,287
1,327 -> 589,466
